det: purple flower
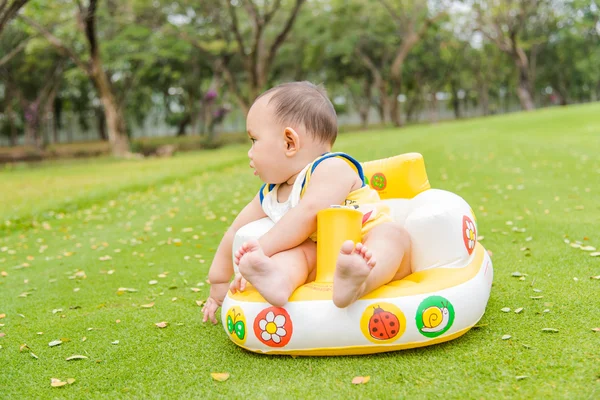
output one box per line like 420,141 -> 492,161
204,90 -> 218,102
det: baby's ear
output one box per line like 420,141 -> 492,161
284,127 -> 300,155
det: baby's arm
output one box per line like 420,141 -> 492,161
202,193 -> 266,323
259,157 -> 358,257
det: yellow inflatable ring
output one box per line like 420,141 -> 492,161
222,153 -> 493,356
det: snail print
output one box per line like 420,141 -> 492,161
416,296 -> 455,338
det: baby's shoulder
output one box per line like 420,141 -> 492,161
306,155 -> 363,192
310,156 -> 356,178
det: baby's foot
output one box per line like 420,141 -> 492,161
333,241 -> 376,308
237,240 -> 290,307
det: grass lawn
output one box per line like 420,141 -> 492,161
1,103 -> 599,398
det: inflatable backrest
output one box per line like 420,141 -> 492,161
361,153 -> 430,199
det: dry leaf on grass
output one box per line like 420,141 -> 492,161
351,376 -> 371,385
50,378 -> 67,387
211,372 -> 230,382
66,355 -> 88,361
117,287 -> 137,294
155,322 -> 168,328
141,302 -> 155,308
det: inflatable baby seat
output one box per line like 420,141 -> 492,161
222,153 -> 493,355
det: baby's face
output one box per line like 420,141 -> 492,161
246,96 -> 293,184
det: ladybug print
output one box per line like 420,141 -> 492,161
368,306 -> 400,340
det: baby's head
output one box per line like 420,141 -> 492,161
246,81 -> 337,184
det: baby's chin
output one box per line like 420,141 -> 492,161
257,175 -> 289,185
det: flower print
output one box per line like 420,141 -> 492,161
462,215 -> 477,255
254,307 -> 293,347
258,311 -> 287,343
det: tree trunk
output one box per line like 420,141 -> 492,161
516,71 -> 535,110
450,80 -> 461,119
555,74 -> 569,106
23,114 -> 42,150
479,81 -> 489,116
177,114 -> 191,136
429,90 -> 439,123
43,85 -> 58,148
512,49 -> 535,111
405,95 -> 420,123
389,79 -> 403,127
349,79 -> 371,129
21,99 -> 43,150
91,63 -> 130,156
53,97 -> 62,144
52,111 -> 59,144
96,108 -> 108,141
6,95 -> 18,146
591,82 -> 599,102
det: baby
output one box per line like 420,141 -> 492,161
202,82 -> 412,324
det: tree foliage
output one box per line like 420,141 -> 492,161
0,0 -> 599,151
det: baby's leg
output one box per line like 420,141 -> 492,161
333,222 -> 411,308
237,239 -> 316,307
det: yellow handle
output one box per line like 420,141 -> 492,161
315,208 -> 362,283
362,153 -> 430,199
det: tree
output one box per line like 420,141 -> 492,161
221,0 -> 306,113
21,0 -> 131,156
473,0 -> 552,111
0,0 -> 28,36
535,0 -> 600,104
351,0 -> 447,126
0,20 -> 66,149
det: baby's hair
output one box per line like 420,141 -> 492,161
256,81 -> 338,145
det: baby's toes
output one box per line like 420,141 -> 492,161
359,245 -> 369,257
368,256 -> 376,268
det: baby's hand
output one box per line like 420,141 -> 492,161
229,273 -> 247,294
202,297 -> 222,325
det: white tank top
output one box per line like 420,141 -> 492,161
260,162 -> 312,223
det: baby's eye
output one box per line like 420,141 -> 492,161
250,138 -> 256,143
